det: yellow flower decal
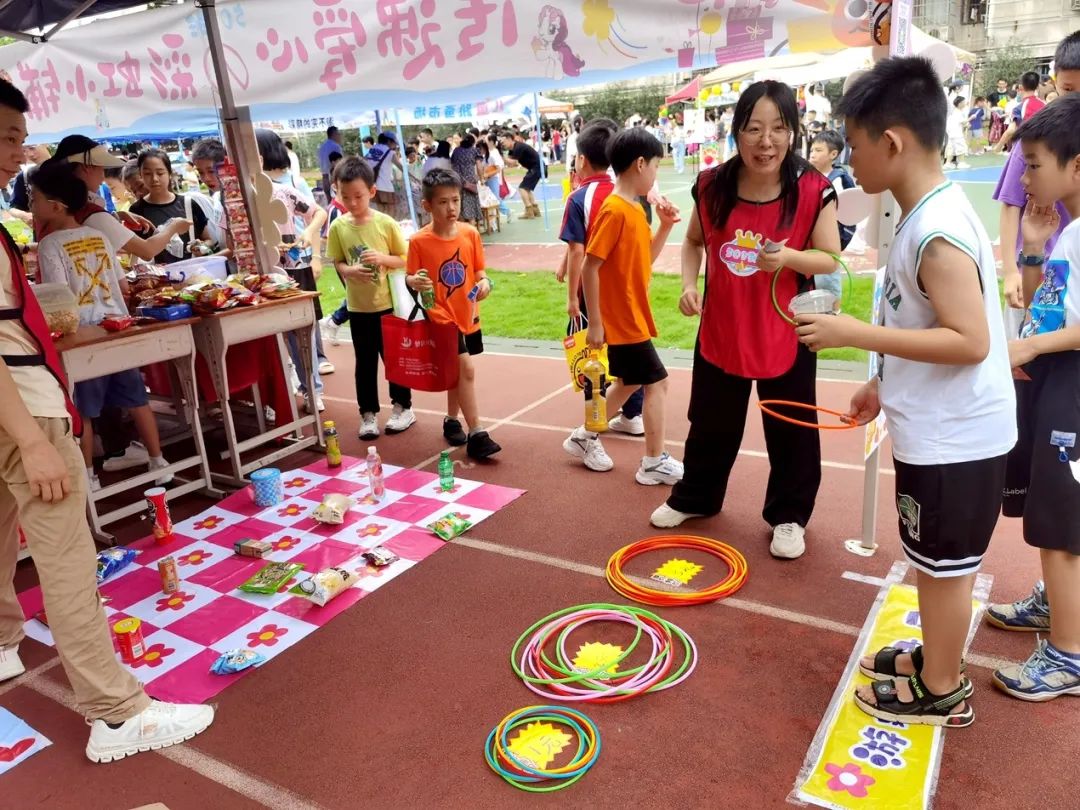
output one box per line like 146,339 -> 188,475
581,0 -> 614,42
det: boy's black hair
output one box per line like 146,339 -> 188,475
1014,94 -> 1080,167
0,79 -> 28,114
1021,71 -> 1041,92
1055,30 -> 1080,72
837,56 -> 946,151
812,128 -> 845,156
328,151 -> 343,164
284,140 -> 294,149
362,136 -> 375,146
974,95 -> 986,103
191,138 -> 226,164
419,127 -> 434,138
576,118 -> 617,169
377,132 -> 397,147
952,95 -> 966,108
30,159 -> 87,212
607,126 -> 664,175
332,155 -> 374,187
422,167 -> 462,201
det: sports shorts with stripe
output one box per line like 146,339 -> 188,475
892,454 -> 1007,578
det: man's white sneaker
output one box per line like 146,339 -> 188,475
102,442 -> 150,472
320,316 -> 341,346
385,404 -> 417,434
85,700 -> 215,763
635,453 -> 684,485
770,523 -> 806,559
359,412 -> 380,440
562,427 -> 613,472
649,503 -> 704,528
318,359 -> 336,375
0,646 -> 25,681
608,413 -> 645,436
149,456 -> 173,486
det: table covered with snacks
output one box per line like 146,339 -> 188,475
54,318 -> 220,544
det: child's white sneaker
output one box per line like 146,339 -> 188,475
102,442 -> 150,472
0,646 -> 25,682
385,404 -> 416,434
770,523 -> 806,559
649,503 -> 703,528
608,413 -> 644,436
85,700 -> 214,763
635,453 -> 683,486
359,412 -> 380,440
563,427 -> 613,472
320,316 -> 341,346
149,456 -> 172,486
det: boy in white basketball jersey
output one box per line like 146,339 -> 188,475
796,57 -> 1016,727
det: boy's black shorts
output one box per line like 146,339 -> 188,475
1003,353 -> 1080,554
893,453 -> 1007,578
457,329 -> 484,357
607,340 -> 667,387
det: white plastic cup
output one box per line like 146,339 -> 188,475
789,290 -> 838,316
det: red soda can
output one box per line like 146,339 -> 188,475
145,487 -> 173,544
158,556 -> 179,594
114,618 -> 145,663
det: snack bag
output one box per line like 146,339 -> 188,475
295,564 -> 360,607
428,513 -> 473,541
312,493 -> 354,525
96,547 -> 138,584
238,562 -> 304,594
363,547 -> 399,567
210,649 -> 267,675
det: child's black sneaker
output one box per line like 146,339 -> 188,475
467,430 -> 501,460
443,417 -> 468,446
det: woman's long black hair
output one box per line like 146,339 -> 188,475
704,80 -> 809,232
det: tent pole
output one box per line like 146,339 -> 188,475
42,0 -> 100,41
393,110 -> 419,230
533,91 -> 549,231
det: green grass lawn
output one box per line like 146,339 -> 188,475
316,268 -> 876,363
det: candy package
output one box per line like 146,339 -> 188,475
312,493 -> 354,525
210,649 -> 266,675
363,546 -> 399,567
428,513 -> 472,542
294,563 -> 360,607
96,547 -> 138,584
100,315 -> 134,332
238,562 -> 304,594
234,538 -> 272,558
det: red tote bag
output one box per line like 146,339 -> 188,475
381,313 -> 460,392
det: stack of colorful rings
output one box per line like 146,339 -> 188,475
484,705 -> 601,792
510,603 -> 698,703
605,535 -> 749,606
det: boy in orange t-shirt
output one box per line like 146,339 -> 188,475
407,168 -> 501,459
576,127 -> 683,485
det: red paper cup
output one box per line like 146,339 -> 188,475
145,486 -> 174,544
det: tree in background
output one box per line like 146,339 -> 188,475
549,81 -> 670,125
975,42 -> 1036,97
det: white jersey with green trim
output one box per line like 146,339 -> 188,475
879,181 -> 1016,465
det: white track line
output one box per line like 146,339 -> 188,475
19,671 -> 328,810
841,571 -> 890,587
0,656 -> 59,698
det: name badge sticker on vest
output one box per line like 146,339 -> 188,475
1050,430 -> 1077,463
719,229 -> 763,277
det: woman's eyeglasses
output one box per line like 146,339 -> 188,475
740,126 -> 792,145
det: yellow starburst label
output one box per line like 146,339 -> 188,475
507,721 -> 573,770
571,641 -> 623,680
651,558 -> 703,586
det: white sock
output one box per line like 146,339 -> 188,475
643,455 -> 664,466
150,455 -> 164,464
86,466 -> 95,479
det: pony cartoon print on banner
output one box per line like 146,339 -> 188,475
1,0 -> 875,142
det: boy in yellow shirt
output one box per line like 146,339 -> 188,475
325,157 -> 414,439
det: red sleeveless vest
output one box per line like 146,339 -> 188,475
0,228 -> 82,435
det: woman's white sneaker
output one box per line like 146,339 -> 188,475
649,503 -> 703,528
85,700 -> 215,763
563,427 -> 613,472
770,523 -> 806,559
635,453 -> 684,485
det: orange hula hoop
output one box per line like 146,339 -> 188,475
757,400 -> 859,431
605,535 -> 748,607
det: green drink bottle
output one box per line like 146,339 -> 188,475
438,450 -> 455,491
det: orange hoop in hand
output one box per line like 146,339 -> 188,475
757,400 -> 859,431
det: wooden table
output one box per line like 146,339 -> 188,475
55,318 -> 220,544
191,292 -> 324,487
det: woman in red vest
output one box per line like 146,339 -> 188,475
651,81 -> 842,561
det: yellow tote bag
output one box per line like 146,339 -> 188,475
563,315 -> 609,392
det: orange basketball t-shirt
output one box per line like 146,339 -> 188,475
584,194 -> 657,346
406,224 -> 484,335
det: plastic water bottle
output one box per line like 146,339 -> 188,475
366,446 -> 385,501
438,450 -> 455,492
324,420 -> 342,468
583,350 -> 608,433
418,270 -> 436,310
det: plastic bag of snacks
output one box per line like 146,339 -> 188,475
312,493 -> 354,525
96,547 -> 138,584
428,513 -> 473,541
34,283 -> 80,336
210,649 -> 266,675
238,562 -> 304,594
295,564 -> 360,607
